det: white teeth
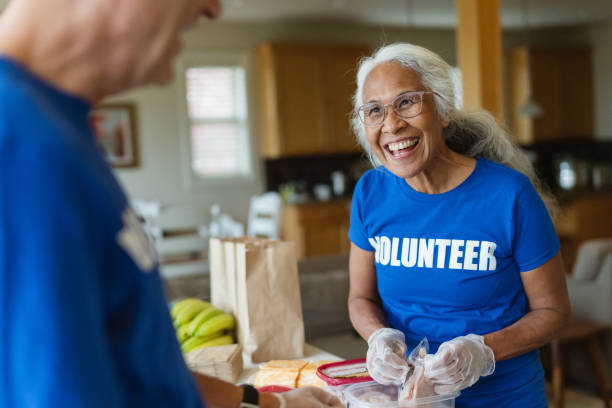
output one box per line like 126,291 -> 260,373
388,139 -> 418,152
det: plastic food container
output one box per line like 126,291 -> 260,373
345,381 -> 459,408
316,359 -> 373,403
257,385 -> 292,393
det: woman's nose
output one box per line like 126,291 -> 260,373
381,106 -> 407,133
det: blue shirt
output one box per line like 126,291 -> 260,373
0,57 -> 204,408
349,157 -> 559,407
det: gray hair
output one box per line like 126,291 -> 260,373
351,43 -> 558,219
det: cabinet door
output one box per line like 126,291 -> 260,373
257,44 -> 327,157
257,43 -> 369,157
529,49 -> 565,142
509,46 -> 593,144
274,46 -> 328,156
281,201 -> 350,259
323,46 -> 371,153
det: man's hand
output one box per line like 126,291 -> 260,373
366,328 -> 410,385
424,334 -> 495,394
275,386 -> 343,407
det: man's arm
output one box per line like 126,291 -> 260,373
191,372 -> 280,408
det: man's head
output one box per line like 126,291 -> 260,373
103,0 -> 221,86
0,0 -> 221,101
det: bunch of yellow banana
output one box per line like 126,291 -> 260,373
170,298 -> 236,353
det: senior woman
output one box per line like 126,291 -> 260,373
347,43 -> 570,407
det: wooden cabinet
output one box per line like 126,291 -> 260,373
256,43 -> 370,158
281,200 -> 351,260
509,46 -> 594,145
555,192 -> 612,272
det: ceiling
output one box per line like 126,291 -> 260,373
0,0 -> 610,29
219,0 -> 612,29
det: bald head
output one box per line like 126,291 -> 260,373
0,0 -> 221,102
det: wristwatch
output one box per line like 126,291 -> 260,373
239,384 -> 259,408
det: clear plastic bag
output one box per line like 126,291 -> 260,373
398,337 -> 436,403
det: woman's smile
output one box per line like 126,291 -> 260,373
385,136 -> 420,159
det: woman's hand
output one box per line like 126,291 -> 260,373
366,328 -> 410,385
423,334 -> 495,394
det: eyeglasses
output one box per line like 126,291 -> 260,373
355,91 -> 437,127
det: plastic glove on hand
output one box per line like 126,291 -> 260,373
423,334 -> 495,394
275,386 -> 343,407
366,328 -> 410,386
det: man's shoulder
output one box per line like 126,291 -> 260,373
0,58 -> 38,108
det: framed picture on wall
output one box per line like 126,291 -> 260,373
90,103 -> 139,167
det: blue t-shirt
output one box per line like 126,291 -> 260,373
0,58 -> 204,407
349,157 -> 559,407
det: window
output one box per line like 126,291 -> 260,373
183,62 -> 251,181
450,67 -> 463,109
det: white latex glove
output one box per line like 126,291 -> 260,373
366,328 -> 410,385
275,386 -> 343,407
423,334 -> 495,394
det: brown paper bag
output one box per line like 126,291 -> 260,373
209,237 -> 258,314
209,237 -> 305,363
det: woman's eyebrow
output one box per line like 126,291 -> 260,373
364,90 -> 419,104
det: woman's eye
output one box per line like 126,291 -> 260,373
366,106 -> 381,116
398,96 -> 416,107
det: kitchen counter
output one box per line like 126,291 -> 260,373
237,343 -> 341,384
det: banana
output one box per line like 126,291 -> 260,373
195,313 -> 235,338
187,334 -> 234,353
176,324 -> 190,344
181,331 -> 226,353
171,298 -> 208,320
174,300 -> 212,328
187,307 -> 224,336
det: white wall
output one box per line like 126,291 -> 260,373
110,22 -> 455,227
589,19 -> 612,139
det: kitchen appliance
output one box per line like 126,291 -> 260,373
331,170 -> 347,196
554,156 -> 591,191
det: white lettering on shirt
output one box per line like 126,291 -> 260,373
435,239 -> 451,268
370,235 -> 498,272
117,208 -> 157,272
390,237 -> 401,266
379,236 -> 391,266
417,238 -> 435,268
479,241 -> 497,271
368,237 -> 380,263
449,239 -> 465,269
464,240 -> 480,270
401,238 -> 418,267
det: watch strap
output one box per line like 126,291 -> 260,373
239,384 -> 259,408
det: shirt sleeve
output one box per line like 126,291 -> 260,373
348,176 -> 375,251
512,180 -> 560,272
1,146 -> 125,407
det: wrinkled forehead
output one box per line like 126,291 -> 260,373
361,62 -> 426,103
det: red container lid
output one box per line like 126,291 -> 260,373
316,358 -> 373,386
258,385 -> 293,393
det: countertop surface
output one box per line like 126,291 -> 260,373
237,343 -> 341,384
